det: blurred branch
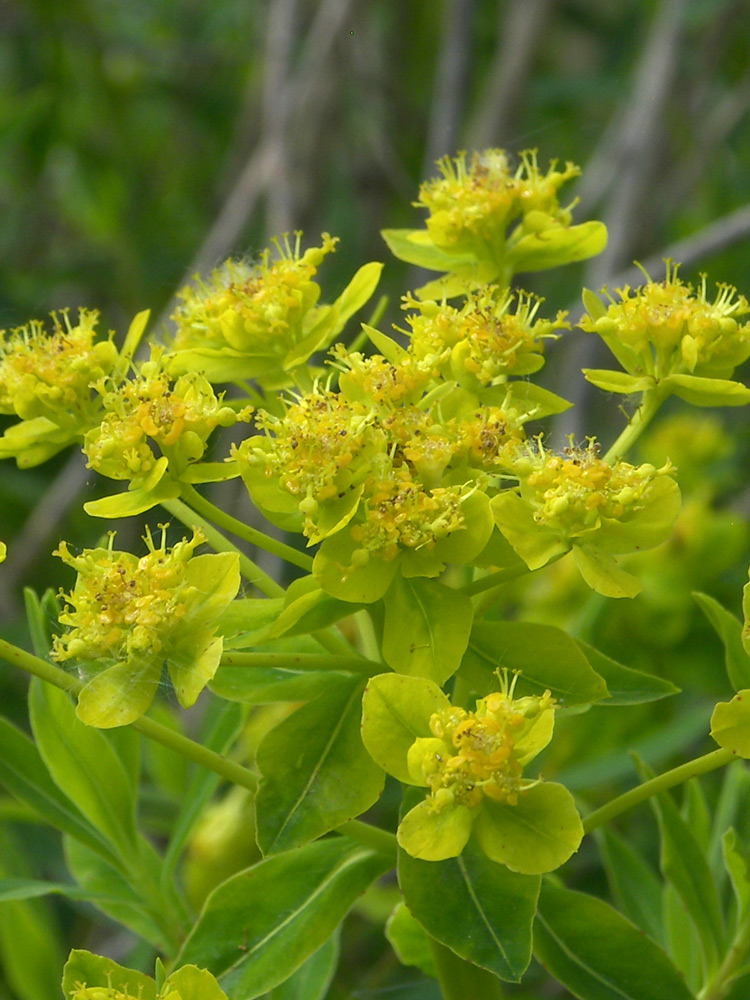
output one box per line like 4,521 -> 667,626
262,0 -> 299,236
465,0 -> 551,150
423,0 -> 475,171
585,0 -> 685,285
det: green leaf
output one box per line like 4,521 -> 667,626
382,576 -> 473,685
575,641 -> 679,705
216,597 -> 286,648
597,828 -> 664,944
464,621 -> 609,707
711,691 -> 750,757
83,476 -> 180,518
28,679 -> 139,863
397,797 -> 473,861
255,675 -> 384,853
474,783 -> 583,875
268,585 -> 360,640
635,757 -> 725,977
75,653 -> 162,728
693,591 -> 750,691
507,220 -> 607,273
176,838 -> 391,999
164,967 -> 229,1000
380,228 -> 476,271
361,673 -> 450,784
581,288 -> 607,321
385,902 -> 437,977
211,666 -> 335,705
398,826 -> 539,983
723,827 -> 750,928
502,380 -> 572,416
534,880 -> 695,1000
0,716 -> 120,866
490,491 -> 569,570
573,544 -> 641,598
362,323 -> 409,363
64,837 -> 169,950
262,933 -> 339,1000
582,369 -> 655,394
62,950 -> 157,1000
313,529 -> 398,603
661,373 -> 750,407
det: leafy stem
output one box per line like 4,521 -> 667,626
161,496 -> 284,598
601,387 -> 666,463
582,746 -> 735,835
699,911 -> 750,1000
180,481 -> 314,572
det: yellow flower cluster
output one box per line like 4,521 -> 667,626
417,149 -> 580,252
403,286 -> 568,385
170,233 -> 338,356
0,309 -> 120,465
514,438 -> 669,535
408,683 -> 556,811
84,350 -> 251,483
580,262 -> 750,377
53,527 -> 205,664
350,471 -> 469,563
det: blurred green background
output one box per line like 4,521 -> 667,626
2,1 -> 750,997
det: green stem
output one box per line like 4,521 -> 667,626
221,651 -> 376,675
336,820 -> 398,861
700,913 -> 750,1000
602,389 -> 665,463
180,482 -> 313,572
428,938 -> 504,1000
583,747 -> 735,835
161,496 -> 284,598
0,639 -> 259,794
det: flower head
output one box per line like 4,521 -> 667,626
402,286 -> 568,386
53,526 -> 240,727
580,262 -> 750,380
361,672 -> 583,872
0,308 -> 147,467
167,233 -> 382,385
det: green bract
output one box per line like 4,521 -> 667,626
361,673 -> 583,872
52,527 -> 240,727
63,949 -> 228,1000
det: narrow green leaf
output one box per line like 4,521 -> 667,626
597,828 -> 664,944
380,228 -> 475,271
362,323 -> 409,363
28,679 -> 139,862
534,880 -> 695,1000
382,576 -> 473,685
177,838 -> 391,999
582,369 -> 655,394
693,591 -> 750,691
398,826 -> 540,983
0,716 -> 120,866
385,902 -> 437,977
581,288 -> 607,321
635,757 -> 725,977
662,373 -> 750,407
724,828 -> 750,928
575,641 -> 679,705
464,621 -> 609,707
255,675 -> 385,853
507,220 -> 607,272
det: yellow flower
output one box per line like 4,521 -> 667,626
0,308 -> 148,467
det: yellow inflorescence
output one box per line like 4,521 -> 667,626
580,262 -> 750,374
0,308 -> 117,422
410,684 -> 555,810
404,287 -> 567,383
515,438 -> 671,533
84,350 -> 251,481
52,527 -> 204,664
170,233 -> 338,355
417,149 -> 580,250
